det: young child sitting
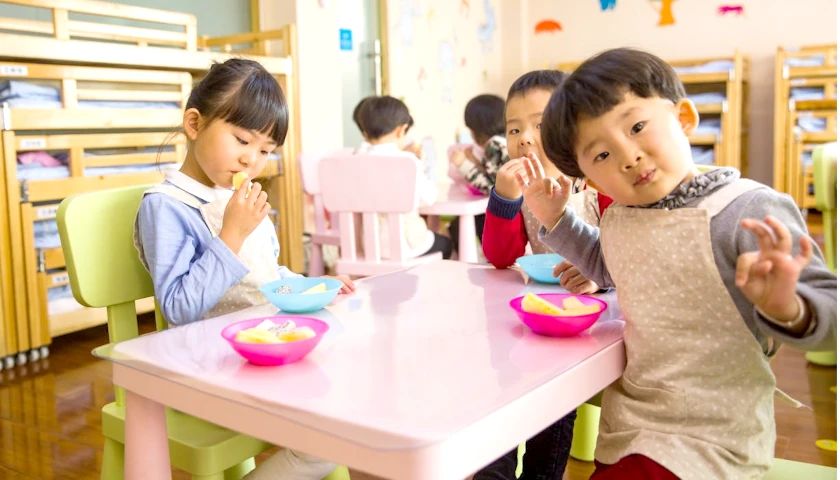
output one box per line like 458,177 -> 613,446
472,70 -> 607,480
354,95 -> 453,259
521,47 -> 837,480
483,70 -> 613,294
134,58 -> 355,480
450,94 -> 508,195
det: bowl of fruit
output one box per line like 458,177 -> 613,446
259,277 -> 343,313
510,292 -> 607,337
222,316 -> 329,366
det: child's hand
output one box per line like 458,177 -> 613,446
554,260 -> 599,294
450,150 -> 467,167
464,149 -> 478,165
495,158 -> 525,200
219,181 -> 270,254
736,215 -> 813,323
324,275 -> 356,294
514,153 -> 572,230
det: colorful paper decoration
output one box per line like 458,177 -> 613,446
534,19 -> 563,34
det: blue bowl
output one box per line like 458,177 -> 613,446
516,253 -> 565,284
259,277 -> 343,313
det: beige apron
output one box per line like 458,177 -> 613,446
597,179 -> 777,479
135,184 -> 280,321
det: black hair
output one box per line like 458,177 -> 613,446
506,69 -> 566,102
187,58 -> 289,146
464,94 -> 505,144
353,96 -> 375,136
541,48 -> 686,178
357,96 -> 414,141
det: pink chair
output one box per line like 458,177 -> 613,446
319,154 -> 443,277
299,150 -> 351,277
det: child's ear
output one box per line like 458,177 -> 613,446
395,124 -> 409,139
183,108 -> 202,141
675,98 -> 699,137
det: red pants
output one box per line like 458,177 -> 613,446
591,454 -> 680,479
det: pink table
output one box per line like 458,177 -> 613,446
95,261 -> 625,480
419,183 -> 489,263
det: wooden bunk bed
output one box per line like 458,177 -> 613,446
773,44 -> 837,209
553,51 -> 750,174
0,0 -> 304,369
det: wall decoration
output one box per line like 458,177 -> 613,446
477,0 -> 496,54
534,19 -> 563,34
460,57 -> 467,67
317,0 -> 329,7
460,0 -> 470,17
717,4 -> 744,16
426,7 -> 436,28
439,41 -> 455,103
648,0 -> 676,26
417,68 -> 428,91
395,0 -> 421,46
482,69 -> 488,84
599,0 -> 617,11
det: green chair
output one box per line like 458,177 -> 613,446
806,142 -> 837,367
57,185 -> 348,480
765,458 -> 836,479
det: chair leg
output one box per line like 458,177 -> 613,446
224,458 -> 256,480
101,437 -> 125,480
309,244 -> 325,277
570,403 -> 600,462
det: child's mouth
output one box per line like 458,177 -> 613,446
634,169 -> 656,186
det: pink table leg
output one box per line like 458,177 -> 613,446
458,214 -> 478,263
125,390 -> 171,480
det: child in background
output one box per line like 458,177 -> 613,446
450,94 -> 508,195
352,96 -> 374,150
355,96 -> 453,259
134,59 -> 354,480
483,70 -> 613,294
523,48 -> 836,479
472,70 -> 603,480
447,94 -> 507,252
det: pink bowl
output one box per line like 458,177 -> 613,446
509,293 -> 607,337
464,184 -> 486,196
221,316 -> 329,366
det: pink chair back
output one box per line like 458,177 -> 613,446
319,154 -> 442,276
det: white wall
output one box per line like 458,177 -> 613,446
522,0 -> 838,185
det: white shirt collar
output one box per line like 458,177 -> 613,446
165,169 -> 231,203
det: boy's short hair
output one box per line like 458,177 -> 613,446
358,96 -> 414,140
464,94 -> 506,141
353,96 -> 374,134
541,48 -> 686,178
506,69 -> 566,101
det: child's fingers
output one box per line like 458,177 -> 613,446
543,178 -> 557,197
566,274 -> 590,292
553,261 -> 573,278
764,216 -> 792,254
734,252 -> 757,287
557,174 -> 573,191
526,153 -> 546,180
796,235 -> 814,269
259,201 -> 271,217
741,218 -> 777,254
514,171 -> 529,189
341,275 -> 356,292
521,156 -> 537,182
248,182 -> 263,204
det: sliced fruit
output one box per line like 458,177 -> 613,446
236,328 -> 282,344
302,283 -> 327,294
522,293 -> 563,315
562,297 -> 587,310
555,304 -> 601,316
278,327 -> 317,342
232,172 -> 249,190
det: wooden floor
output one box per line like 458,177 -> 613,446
0,313 -> 835,479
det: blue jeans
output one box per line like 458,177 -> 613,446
473,411 -> 577,480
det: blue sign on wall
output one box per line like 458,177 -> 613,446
339,29 -> 352,51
